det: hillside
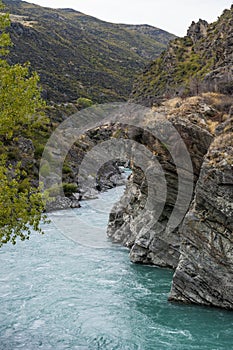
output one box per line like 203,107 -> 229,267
132,6 -> 233,106
3,0 -> 175,103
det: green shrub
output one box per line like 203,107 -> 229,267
62,163 -> 72,174
63,183 -> 78,196
8,150 -> 20,160
77,97 -> 93,109
34,144 -> 45,158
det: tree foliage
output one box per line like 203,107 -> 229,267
0,1 -> 47,246
0,62 -> 45,139
0,160 -> 46,245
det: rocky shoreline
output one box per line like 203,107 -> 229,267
45,161 -> 128,212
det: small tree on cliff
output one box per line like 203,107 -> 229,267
0,1 -> 47,246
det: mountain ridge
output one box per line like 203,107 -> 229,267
3,0 -> 175,103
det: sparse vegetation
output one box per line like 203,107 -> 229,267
3,0 -> 175,104
77,97 -> 93,109
132,6 -> 233,105
63,183 -> 78,196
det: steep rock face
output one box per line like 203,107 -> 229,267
169,117 -> 233,309
187,20 -> 208,43
107,96 -> 217,268
132,6 -> 233,106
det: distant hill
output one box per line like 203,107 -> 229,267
3,0 -> 175,103
132,6 -> 233,106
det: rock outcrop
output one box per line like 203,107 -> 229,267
107,96 -> 218,268
132,5 -> 233,106
187,19 -> 208,43
107,94 -> 233,309
46,196 -> 81,212
169,117 -> 233,309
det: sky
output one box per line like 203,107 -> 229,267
25,0 -> 232,36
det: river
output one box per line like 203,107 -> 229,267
0,185 -> 233,349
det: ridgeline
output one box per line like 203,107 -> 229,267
3,0 -> 175,103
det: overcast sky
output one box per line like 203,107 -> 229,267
25,0 -> 232,36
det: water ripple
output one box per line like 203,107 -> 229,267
0,187 -> 233,349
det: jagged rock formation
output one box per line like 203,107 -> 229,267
132,6 -> 233,106
187,19 -> 208,43
107,95 -> 221,268
107,93 -> 233,308
3,0 -> 175,103
169,117 -> 233,309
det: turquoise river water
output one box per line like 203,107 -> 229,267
1,185 -> 233,350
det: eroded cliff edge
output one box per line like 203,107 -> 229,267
107,94 -> 233,309
169,116 -> 233,309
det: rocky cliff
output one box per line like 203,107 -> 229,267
131,6 -> 233,106
107,95 -> 220,264
169,115 -> 233,309
123,4 -> 233,309
107,93 -> 233,309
